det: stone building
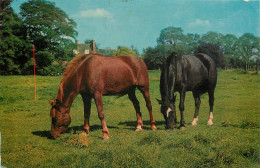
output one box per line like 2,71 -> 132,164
73,40 -> 96,55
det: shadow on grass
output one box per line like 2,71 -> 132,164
32,125 -> 119,139
118,120 -> 165,130
69,125 -> 119,132
32,130 -> 52,139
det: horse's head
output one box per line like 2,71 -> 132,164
156,96 -> 177,129
49,99 -> 71,139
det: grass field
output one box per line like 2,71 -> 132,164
0,70 -> 259,167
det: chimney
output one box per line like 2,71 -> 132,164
92,40 -> 96,53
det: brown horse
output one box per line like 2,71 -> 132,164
49,53 -> 156,140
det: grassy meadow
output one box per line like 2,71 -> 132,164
0,70 -> 259,167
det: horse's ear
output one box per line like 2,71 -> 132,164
49,99 -> 54,106
156,98 -> 162,104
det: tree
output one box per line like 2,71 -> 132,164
157,27 -> 185,46
111,46 -> 137,56
184,33 -> 200,53
157,27 -> 191,54
222,34 -> 238,69
236,33 -> 259,71
0,3 -> 32,75
98,48 -> 114,56
142,45 -> 174,70
20,0 -> 78,62
199,31 -> 224,45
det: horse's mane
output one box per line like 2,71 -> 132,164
160,52 -> 181,102
56,53 -> 99,102
62,54 -> 87,82
61,53 -> 102,83
166,52 -> 181,65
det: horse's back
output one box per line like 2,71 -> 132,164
182,54 -> 217,91
84,54 -> 149,95
194,53 -> 217,86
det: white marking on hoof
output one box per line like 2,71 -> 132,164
166,108 -> 172,118
207,112 -> 213,125
191,117 -> 199,126
207,119 -> 213,125
103,134 -> 109,140
136,125 -> 142,131
151,125 -> 157,130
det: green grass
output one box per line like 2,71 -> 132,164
0,70 -> 259,167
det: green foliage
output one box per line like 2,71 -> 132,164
144,26 -> 259,71
199,31 -> 224,45
98,48 -> 115,56
0,7 -> 32,75
17,0 -> 78,75
35,51 -> 54,68
157,27 -> 185,45
111,46 -> 137,56
20,0 -> 78,52
142,45 -> 174,70
0,71 -> 259,167
236,33 -> 259,71
0,0 -> 79,75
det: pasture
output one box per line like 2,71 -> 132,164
0,70 -> 259,167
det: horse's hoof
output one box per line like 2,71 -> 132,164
83,128 -> 90,134
191,117 -> 198,126
103,134 -> 109,140
191,122 -> 197,126
179,126 -> 186,130
135,128 -> 142,131
207,120 -> 213,126
151,125 -> 157,130
135,125 -> 142,131
81,131 -> 88,135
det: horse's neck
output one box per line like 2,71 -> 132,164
56,81 -> 79,108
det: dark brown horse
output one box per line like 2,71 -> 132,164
49,53 -> 156,140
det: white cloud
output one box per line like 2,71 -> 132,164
189,19 -> 211,27
75,8 -> 112,19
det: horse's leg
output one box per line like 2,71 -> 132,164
179,90 -> 186,129
138,86 -> 157,130
93,92 -> 109,140
128,88 -> 143,131
207,89 -> 215,125
81,93 -> 92,134
191,92 -> 201,126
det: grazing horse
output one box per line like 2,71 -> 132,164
157,52 -> 217,129
49,53 -> 156,140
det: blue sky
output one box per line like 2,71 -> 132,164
11,0 -> 259,53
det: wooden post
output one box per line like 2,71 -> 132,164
33,45 -> 37,102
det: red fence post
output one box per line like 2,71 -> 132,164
33,45 -> 37,102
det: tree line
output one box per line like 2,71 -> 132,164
142,27 -> 259,71
1,0 -> 77,75
1,0 -> 259,75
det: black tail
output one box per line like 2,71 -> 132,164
196,43 -> 225,69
